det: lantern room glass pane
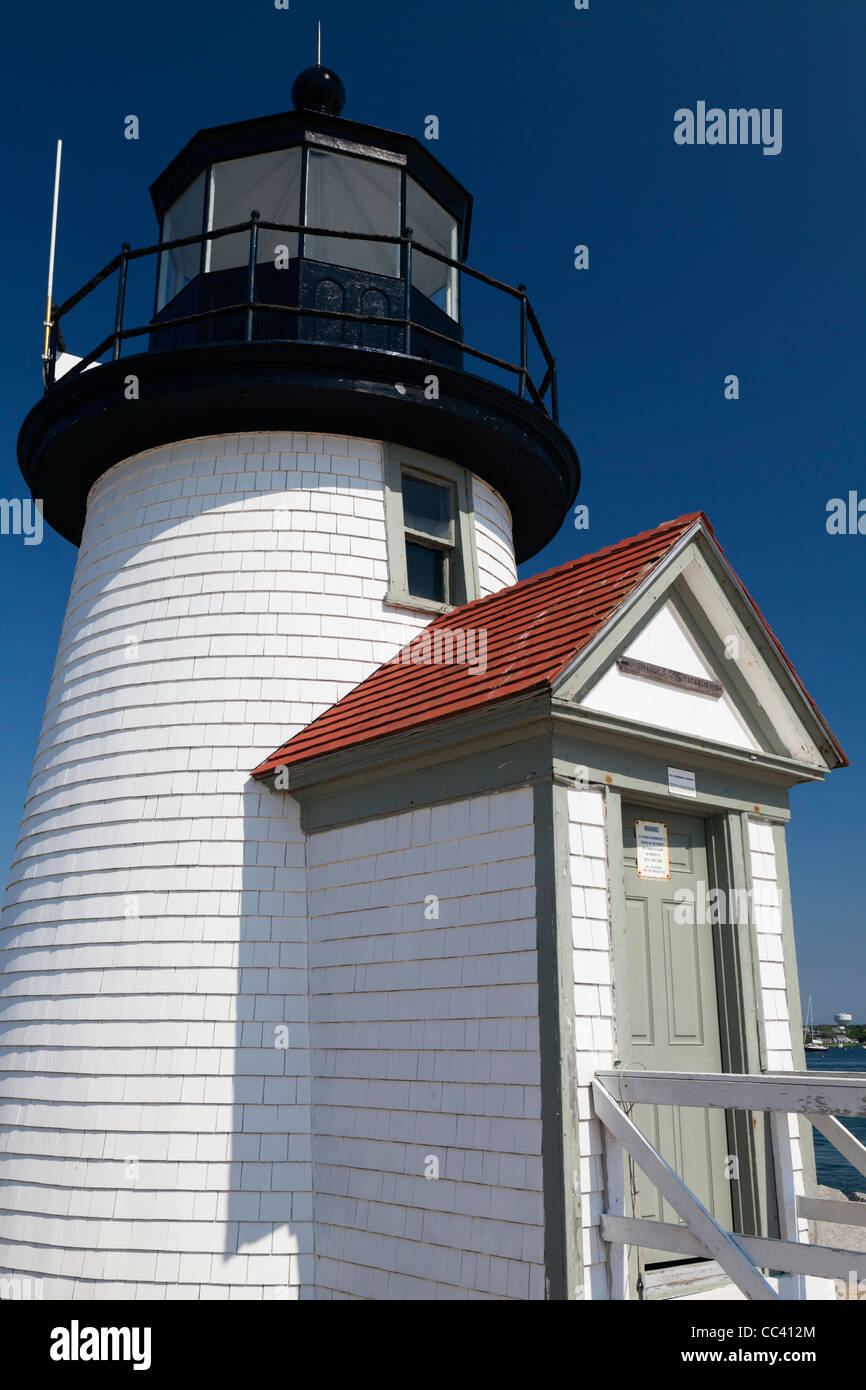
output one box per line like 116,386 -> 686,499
207,149 -> 301,272
157,172 -> 206,309
407,178 -> 459,319
304,151 -> 400,278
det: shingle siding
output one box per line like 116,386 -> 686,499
566,787 -> 616,1300
0,432 -> 513,1301
306,788 -> 545,1299
747,818 -> 810,1241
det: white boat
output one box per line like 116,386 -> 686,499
804,995 -> 829,1051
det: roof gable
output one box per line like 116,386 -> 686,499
572,596 -> 764,753
555,525 -> 847,771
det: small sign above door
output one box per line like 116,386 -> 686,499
635,819 -> 671,880
668,766 -> 697,799
617,656 -> 723,698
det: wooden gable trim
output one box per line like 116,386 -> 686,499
553,528 -> 841,774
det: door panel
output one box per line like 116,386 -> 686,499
621,804 -> 733,1263
663,901 -> 704,1045
626,896 -> 654,1045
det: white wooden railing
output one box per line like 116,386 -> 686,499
593,1068 -> 866,1301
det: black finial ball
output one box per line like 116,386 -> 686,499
291,65 -> 346,117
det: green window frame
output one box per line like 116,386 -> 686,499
383,445 -> 479,614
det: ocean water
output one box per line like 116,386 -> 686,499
804,1047 -> 866,1196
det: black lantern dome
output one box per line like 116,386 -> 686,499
20,67 -> 579,561
291,64 -> 346,116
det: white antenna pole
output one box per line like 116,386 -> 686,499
317,20 -> 322,65
42,139 -> 62,362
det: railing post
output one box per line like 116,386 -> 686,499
601,1127 -> 628,1300
518,285 -> 528,401
770,1111 -> 807,1300
112,242 -> 131,362
402,226 -> 413,356
246,211 -> 260,343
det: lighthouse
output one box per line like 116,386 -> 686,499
2,65 -> 577,1300
1,65 -> 851,1303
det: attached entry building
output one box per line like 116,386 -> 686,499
254,508 -> 847,1301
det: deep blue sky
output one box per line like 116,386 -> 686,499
0,0 -> 863,1021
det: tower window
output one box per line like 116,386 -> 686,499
402,472 -> 454,604
384,446 -> 479,614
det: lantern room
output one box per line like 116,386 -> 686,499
149,65 -> 469,364
20,64 -> 579,562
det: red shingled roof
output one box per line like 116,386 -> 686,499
253,512 -> 706,776
252,511 -> 847,777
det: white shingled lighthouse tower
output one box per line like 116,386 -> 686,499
2,64 -> 577,1300
1,64 -> 851,1303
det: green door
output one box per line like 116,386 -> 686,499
621,803 -> 733,1264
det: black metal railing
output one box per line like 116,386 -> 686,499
43,217 -> 559,421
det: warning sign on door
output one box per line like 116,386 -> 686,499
635,820 -> 670,880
